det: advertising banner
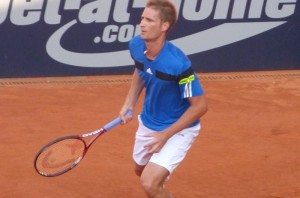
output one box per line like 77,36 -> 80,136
0,0 -> 299,78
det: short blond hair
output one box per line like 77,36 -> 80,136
146,0 -> 177,32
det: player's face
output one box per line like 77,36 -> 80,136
140,7 -> 168,41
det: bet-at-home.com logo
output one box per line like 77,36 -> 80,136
0,0 -> 297,67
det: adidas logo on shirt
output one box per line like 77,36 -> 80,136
146,68 -> 153,75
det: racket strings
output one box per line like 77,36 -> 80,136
35,138 -> 85,176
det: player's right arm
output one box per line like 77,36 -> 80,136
120,69 -> 144,124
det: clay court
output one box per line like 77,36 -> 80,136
0,70 -> 299,198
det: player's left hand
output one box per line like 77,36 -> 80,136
143,132 -> 169,154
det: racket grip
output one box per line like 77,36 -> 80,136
103,110 -> 133,131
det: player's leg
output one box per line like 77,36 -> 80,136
134,163 -> 145,176
142,124 -> 201,198
133,117 -> 200,197
133,117 -> 170,197
140,162 -> 170,198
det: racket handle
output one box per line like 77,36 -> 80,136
103,110 -> 133,131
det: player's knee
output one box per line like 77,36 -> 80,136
140,176 -> 162,197
140,177 -> 155,196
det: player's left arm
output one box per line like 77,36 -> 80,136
161,68 -> 208,135
144,93 -> 208,154
167,94 -> 208,135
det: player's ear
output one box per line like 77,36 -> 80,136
161,21 -> 170,32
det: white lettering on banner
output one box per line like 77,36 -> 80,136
0,0 -> 298,67
232,0 -> 248,19
11,0 -> 43,25
182,0 -> 297,20
249,0 -> 265,18
45,0 -> 61,25
114,0 -> 130,22
183,0 -> 213,20
46,20 -> 134,67
266,0 -> 297,18
79,0 -> 112,24
0,0 -> 10,24
1,0 -> 297,24
101,24 -> 138,42
102,25 -> 119,43
64,0 -> 81,10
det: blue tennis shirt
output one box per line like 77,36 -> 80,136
129,35 -> 204,131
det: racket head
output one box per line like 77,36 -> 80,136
34,136 -> 87,177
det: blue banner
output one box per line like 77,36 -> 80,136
0,0 -> 299,78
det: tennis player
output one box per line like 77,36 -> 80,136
120,0 -> 208,197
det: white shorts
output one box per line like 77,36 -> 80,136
133,116 -> 200,174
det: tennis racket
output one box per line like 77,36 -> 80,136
34,111 -> 132,177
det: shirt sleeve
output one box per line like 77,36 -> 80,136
178,67 -> 204,98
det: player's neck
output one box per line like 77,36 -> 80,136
144,38 -> 165,60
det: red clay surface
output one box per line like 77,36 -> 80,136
0,70 -> 299,198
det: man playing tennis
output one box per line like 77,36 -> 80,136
120,0 -> 208,197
